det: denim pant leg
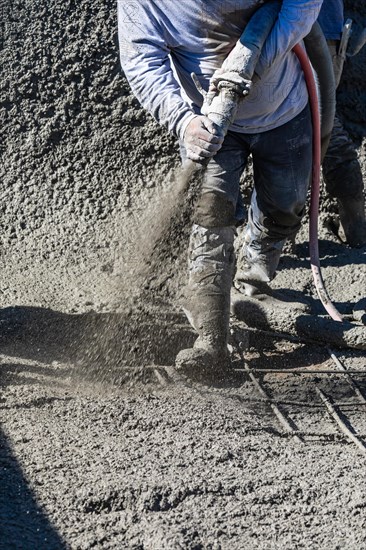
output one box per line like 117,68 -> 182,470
180,133 -> 249,228
322,113 -> 364,200
178,135 -> 248,345
243,103 -> 312,281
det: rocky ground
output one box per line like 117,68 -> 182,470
1,1 -> 366,549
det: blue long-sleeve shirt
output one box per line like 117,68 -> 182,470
318,0 -> 344,40
118,0 -> 323,139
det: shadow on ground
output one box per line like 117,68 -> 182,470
279,239 -> 366,271
0,305 -> 196,386
0,432 -> 67,549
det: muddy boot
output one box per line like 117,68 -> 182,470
337,194 -> 366,248
234,231 -> 309,313
176,225 -> 235,380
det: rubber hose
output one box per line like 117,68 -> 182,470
293,44 -> 343,322
303,22 -> 337,161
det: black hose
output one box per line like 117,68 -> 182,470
304,22 -> 337,160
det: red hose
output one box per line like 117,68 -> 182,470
292,44 -> 343,322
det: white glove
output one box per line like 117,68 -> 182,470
183,115 -> 224,162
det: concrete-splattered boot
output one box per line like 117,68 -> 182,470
337,193 -> 366,248
176,224 -> 235,379
234,227 -> 309,313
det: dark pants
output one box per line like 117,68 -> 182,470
181,103 -> 312,280
323,41 -> 364,200
323,113 -> 363,199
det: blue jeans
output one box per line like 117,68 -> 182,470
180,103 -> 312,280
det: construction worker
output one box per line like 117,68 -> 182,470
318,0 -> 366,247
118,0 -> 323,373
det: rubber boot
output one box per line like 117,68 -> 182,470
176,224 -> 235,379
234,228 -> 309,313
337,193 -> 366,248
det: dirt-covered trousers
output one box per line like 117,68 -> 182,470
322,41 -> 364,200
180,103 -> 312,281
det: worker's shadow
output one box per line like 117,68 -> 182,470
0,305 -> 196,388
1,302 -> 364,392
0,303 -> 304,391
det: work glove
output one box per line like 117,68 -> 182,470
191,68 -> 252,122
183,115 -> 224,163
211,38 -> 256,95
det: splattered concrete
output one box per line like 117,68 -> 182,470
1,0 -> 366,548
